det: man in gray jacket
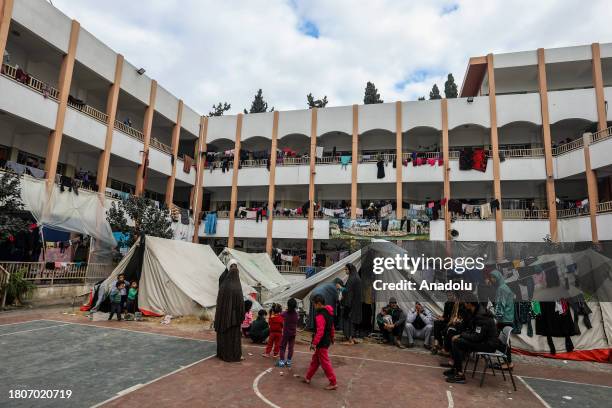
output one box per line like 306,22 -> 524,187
405,302 -> 434,348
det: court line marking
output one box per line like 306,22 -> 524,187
22,319 -> 612,391
0,323 -> 70,337
517,376 -> 552,408
40,319 -> 217,343
446,390 -> 454,408
253,368 -> 282,408
90,354 -> 216,408
518,375 -> 612,389
0,319 -> 45,327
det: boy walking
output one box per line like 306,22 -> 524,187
304,294 -> 337,390
108,281 -> 124,321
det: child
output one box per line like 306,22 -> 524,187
250,309 -> 269,343
108,281 -> 124,321
304,294 -> 337,390
242,299 -> 254,337
381,306 -> 393,325
278,298 -> 299,368
125,281 -> 138,319
263,303 -> 284,358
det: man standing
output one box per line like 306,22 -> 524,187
405,302 -> 434,349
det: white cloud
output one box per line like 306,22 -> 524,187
51,0 -> 612,114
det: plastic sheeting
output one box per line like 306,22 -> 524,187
20,176 -> 116,263
101,236 -> 255,316
219,248 -> 289,290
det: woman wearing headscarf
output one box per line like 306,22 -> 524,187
341,263 -> 362,344
214,259 -> 245,362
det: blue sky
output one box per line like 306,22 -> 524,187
51,0 -> 612,114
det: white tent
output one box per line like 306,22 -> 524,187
101,236 -> 255,316
219,247 -> 289,290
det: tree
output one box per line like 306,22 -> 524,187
0,171 -> 28,243
429,84 -> 441,100
444,73 -> 458,98
208,102 -> 231,116
106,196 -> 173,247
417,96 -> 425,101
363,81 -> 383,104
244,89 -> 273,114
306,93 -> 328,109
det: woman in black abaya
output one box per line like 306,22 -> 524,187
214,259 -> 245,362
341,263 -> 362,344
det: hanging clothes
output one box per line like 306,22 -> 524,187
459,148 -> 473,170
183,155 -> 193,173
535,301 -> 578,354
472,148 -> 488,172
480,203 -> 492,219
376,159 -> 385,179
204,212 -> 217,235
315,146 -> 324,159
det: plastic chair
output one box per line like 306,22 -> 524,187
468,325 -> 517,391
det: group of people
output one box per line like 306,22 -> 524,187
88,273 -> 139,321
214,259 -> 338,390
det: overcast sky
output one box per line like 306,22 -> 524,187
51,0 -> 612,115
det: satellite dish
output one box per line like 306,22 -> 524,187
450,229 -> 459,238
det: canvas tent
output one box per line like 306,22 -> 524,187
97,236 -> 255,316
219,247 -> 289,290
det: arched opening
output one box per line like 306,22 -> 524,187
277,133 -> 310,166
241,136 -> 272,167
316,131 -> 351,164
550,118 -> 596,147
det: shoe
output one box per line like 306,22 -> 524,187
446,374 -> 466,384
302,378 -> 311,384
405,343 -> 414,348
286,360 -> 292,368
277,360 -> 286,368
272,354 -> 279,358
424,344 -> 432,350
324,384 -> 338,390
439,362 -> 453,368
443,368 -> 456,377
262,353 -> 271,358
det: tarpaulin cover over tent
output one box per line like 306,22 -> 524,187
219,248 -> 289,290
100,236 -> 255,316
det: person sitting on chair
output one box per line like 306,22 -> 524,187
445,300 -> 498,384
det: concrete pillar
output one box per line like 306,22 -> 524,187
227,114 -> 243,248
351,104 -> 358,219
395,101 -> 403,219
135,81 -> 157,196
165,100 -> 184,206
192,116 -> 208,243
306,108 -> 318,266
266,111 -> 280,255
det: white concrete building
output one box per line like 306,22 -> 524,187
0,0 -> 611,267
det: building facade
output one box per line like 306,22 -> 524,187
1,0 -> 612,267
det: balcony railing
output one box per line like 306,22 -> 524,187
557,207 -> 590,219
67,99 -> 108,124
150,137 -> 172,155
241,158 -> 269,168
114,120 -> 144,142
502,209 -> 549,219
598,201 -> 612,214
552,139 -> 584,156
276,156 -> 310,166
590,126 -> 612,145
1,63 -> 60,100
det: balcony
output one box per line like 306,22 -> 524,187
1,63 -> 59,100
113,119 -> 144,142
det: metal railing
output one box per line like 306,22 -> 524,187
590,126 -> 612,145
360,153 -> 396,163
150,137 -> 173,155
276,156 -> 310,166
556,207 -> 590,219
114,119 -> 145,142
241,158 -> 269,168
502,209 -> 549,219
275,264 -> 322,274
0,262 -> 114,287
552,138 -> 584,156
1,63 -> 60,100
0,264 -> 9,308
67,99 -> 109,124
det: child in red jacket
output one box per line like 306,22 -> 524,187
303,294 -> 337,390
263,303 -> 284,358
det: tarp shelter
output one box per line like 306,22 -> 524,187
98,236 -> 255,316
219,248 -> 289,290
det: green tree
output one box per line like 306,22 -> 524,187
0,171 -> 28,243
444,73 -> 458,98
417,96 -> 425,101
106,196 -> 173,247
363,81 -> 383,104
306,93 -> 328,109
244,89 -> 274,114
208,102 -> 231,116
429,84 -> 441,100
